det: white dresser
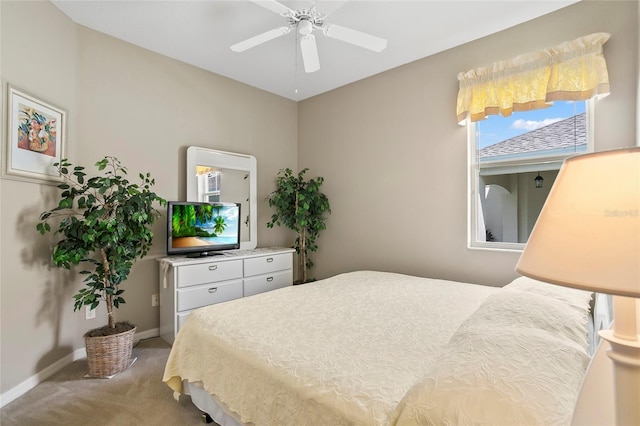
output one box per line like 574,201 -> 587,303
158,247 -> 295,345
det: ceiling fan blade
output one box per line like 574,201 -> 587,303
300,34 -> 320,73
323,24 -> 387,52
249,0 -> 295,17
230,27 -> 291,52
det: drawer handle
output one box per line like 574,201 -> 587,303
209,265 -> 218,271
208,287 -> 218,293
266,277 -> 274,282
266,257 -> 274,263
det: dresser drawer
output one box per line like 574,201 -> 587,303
244,270 -> 292,297
244,253 -> 292,277
176,259 -> 243,288
177,279 -> 243,311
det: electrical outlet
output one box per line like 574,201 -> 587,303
152,293 -> 159,307
85,306 -> 96,320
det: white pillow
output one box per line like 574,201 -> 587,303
391,285 -> 592,426
504,276 -> 593,308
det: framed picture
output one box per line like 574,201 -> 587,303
5,84 -> 66,182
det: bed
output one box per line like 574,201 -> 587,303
163,271 -> 598,425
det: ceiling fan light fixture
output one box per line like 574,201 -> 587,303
298,19 -> 313,35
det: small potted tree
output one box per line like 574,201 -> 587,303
267,168 -> 330,283
37,156 -> 166,377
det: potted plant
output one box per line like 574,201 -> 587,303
267,168 -> 330,284
36,156 -> 166,377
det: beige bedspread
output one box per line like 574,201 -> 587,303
163,271 -> 498,425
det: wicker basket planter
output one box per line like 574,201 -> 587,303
84,324 -> 136,378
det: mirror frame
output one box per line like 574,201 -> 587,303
186,146 -> 257,250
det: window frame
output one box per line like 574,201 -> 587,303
467,99 -> 595,252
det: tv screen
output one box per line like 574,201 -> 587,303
167,201 -> 241,257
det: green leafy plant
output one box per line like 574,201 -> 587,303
36,156 -> 166,333
267,168 -> 330,283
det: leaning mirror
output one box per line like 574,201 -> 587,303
186,146 -> 257,249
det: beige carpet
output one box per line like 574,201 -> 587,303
1,337 -> 213,426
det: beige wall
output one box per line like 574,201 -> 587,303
74,25 -> 298,332
0,1 -> 297,396
298,0 -> 639,285
1,0 -> 80,397
1,0 -> 638,402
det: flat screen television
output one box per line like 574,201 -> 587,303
167,201 -> 241,257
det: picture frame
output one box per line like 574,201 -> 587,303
4,84 -> 66,183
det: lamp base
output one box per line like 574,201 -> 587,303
598,329 -> 640,426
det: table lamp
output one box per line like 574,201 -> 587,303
516,147 -> 640,426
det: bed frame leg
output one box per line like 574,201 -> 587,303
201,413 -> 213,424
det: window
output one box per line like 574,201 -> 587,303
196,169 -> 221,202
468,100 -> 593,250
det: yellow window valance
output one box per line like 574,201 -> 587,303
456,33 -> 611,124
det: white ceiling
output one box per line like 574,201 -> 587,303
51,0 -> 579,101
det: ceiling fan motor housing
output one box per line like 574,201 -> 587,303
288,8 -> 325,33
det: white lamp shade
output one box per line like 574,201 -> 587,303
516,147 -> 640,297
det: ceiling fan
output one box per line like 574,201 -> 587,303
230,0 -> 387,73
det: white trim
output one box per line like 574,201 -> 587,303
0,348 -> 84,408
467,241 -> 525,252
479,159 -> 565,176
134,327 -> 159,343
0,328 -> 159,408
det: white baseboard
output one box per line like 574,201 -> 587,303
134,327 -> 159,344
0,328 -> 159,408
